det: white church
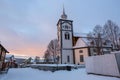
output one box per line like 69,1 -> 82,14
56,8 -> 112,65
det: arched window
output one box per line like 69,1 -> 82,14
67,56 -> 70,62
65,25 -> 68,29
65,32 -> 70,40
80,55 -> 84,62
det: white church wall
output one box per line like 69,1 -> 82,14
62,31 -> 73,48
74,48 -> 89,65
62,50 -> 73,64
85,54 -> 120,77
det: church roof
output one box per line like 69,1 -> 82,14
73,33 -> 87,37
73,37 -> 112,49
73,37 -> 89,48
0,44 -> 9,53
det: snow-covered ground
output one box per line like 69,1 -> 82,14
30,63 -> 85,67
0,68 -> 119,80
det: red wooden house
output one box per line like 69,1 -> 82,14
0,44 -> 9,72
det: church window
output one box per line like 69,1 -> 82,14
79,50 -> 83,53
68,26 -> 71,29
62,26 -> 65,29
67,56 -> 70,62
93,49 -> 97,52
65,32 -> 70,40
80,55 -> 84,62
65,25 -> 68,29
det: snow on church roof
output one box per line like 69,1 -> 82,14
73,33 -> 87,37
73,37 -> 112,49
73,37 -> 90,48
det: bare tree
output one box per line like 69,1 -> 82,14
44,50 -> 51,62
44,39 -> 59,63
87,25 -> 103,55
103,20 -> 120,51
88,20 -> 120,53
47,39 -> 59,63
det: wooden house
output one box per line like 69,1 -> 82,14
0,44 -> 9,71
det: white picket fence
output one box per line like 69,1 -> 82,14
85,53 -> 120,77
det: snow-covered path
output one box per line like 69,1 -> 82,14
0,68 -> 119,80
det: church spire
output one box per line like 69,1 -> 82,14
61,5 -> 67,19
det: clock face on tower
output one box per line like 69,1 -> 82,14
62,23 -> 71,30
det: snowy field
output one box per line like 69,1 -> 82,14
0,68 -> 119,80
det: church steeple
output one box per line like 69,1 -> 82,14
61,6 -> 67,20
57,6 -> 74,64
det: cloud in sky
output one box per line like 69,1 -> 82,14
0,0 -> 57,57
0,0 -> 119,57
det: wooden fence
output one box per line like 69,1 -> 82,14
85,53 -> 120,77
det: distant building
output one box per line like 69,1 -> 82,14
30,57 -> 45,64
0,44 -> 9,71
15,58 -> 26,65
57,8 -> 112,64
5,54 -> 18,68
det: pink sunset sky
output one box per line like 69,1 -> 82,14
0,0 -> 119,57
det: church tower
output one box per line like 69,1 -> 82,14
57,7 -> 74,64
